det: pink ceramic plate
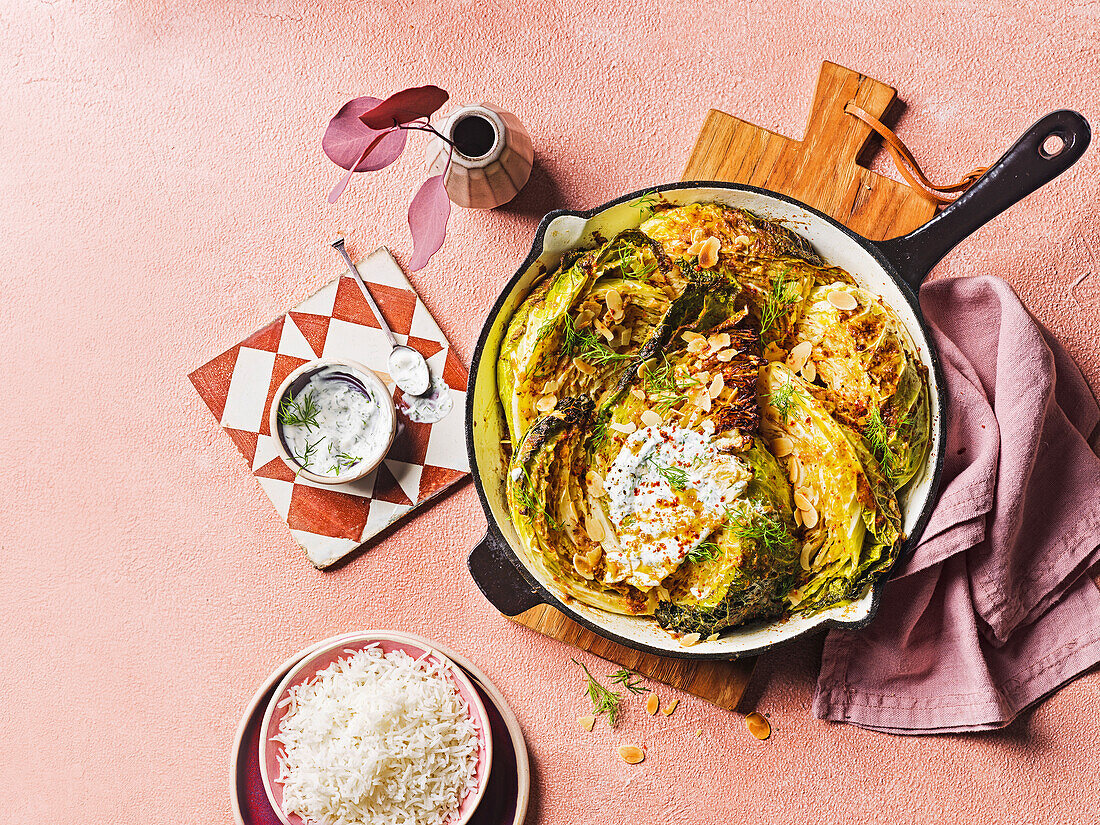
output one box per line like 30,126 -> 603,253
250,632 -> 503,825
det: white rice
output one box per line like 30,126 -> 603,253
273,645 -> 480,825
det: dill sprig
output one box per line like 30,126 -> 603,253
865,407 -> 905,484
642,354 -> 700,413
727,507 -> 796,555
561,313 -> 633,367
589,414 -> 610,452
759,267 -> 798,335
628,189 -> 660,214
767,375 -> 806,421
292,436 -> 324,471
617,247 -> 657,282
512,468 -> 560,529
574,659 -> 621,726
609,669 -> 650,695
645,453 -> 689,490
687,540 -> 720,564
328,448 -> 361,475
278,390 -> 321,429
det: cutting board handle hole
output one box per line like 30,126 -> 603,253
1040,133 -> 1067,159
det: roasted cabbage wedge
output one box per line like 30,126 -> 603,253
498,201 -> 930,639
791,282 -> 932,488
759,363 -> 902,613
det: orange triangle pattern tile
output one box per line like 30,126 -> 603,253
188,344 -> 240,422
260,354 -> 310,436
288,484 -> 370,541
288,312 -> 330,358
371,462 -> 414,506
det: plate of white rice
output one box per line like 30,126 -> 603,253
258,632 -> 493,825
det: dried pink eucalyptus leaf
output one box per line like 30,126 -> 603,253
406,173 -> 451,271
323,96 -> 408,172
360,85 -> 449,130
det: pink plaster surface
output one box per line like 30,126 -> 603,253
4,1 -> 1100,823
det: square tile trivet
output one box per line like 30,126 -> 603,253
189,248 -> 470,568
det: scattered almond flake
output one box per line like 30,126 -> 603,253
686,337 -> 708,354
661,699 -> 679,716
734,234 -> 752,247
605,288 -> 623,312
609,421 -> 637,435
542,377 -> 561,394
572,552 -> 595,580
793,490 -> 813,511
772,437 -> 794,457
628,387 -> 645,401
690,388 -> 712,412
584,514 -> 606,542
611,308 -> 626,324
686,239 -> 705,256
708,373 -> 725,399
586,470 -> 606,496
578,715 -> 596,732
594,319 -> 615,341
801,361 -> 817,382
705,633 -> 719,641
681,331 -> 706,342
640,409 -> 663,428
535,394 -> 557,413
618,744 -> 646,764
794,508 -> 803,528
786,340 -> 813,372
828,289 -> 858,311
646,694 -> 660,715
699,236 -> 721,268
745,712 -> 771,740
801,505 -> 819,529
707,332 -> 731,352
714,436 -> 737,451
576,309 -> 594,326
573,357 -> 595,375
680,633 -> 702,647
690,227 -> 706,243
716,348 -> 736,362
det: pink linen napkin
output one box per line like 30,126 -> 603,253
813,274 -> 1100,734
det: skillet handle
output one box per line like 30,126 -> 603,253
873,110 -> 1090,289
467,530 -> 545,616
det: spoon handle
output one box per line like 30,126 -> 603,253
331,238 -> 399,347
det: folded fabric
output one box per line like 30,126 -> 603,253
813,275 -> 1100,734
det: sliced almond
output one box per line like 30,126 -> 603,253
772,436 -> 794,458
794,508 -> 803,528
586,470 -> 606,496
685,239 -> 705,257
640,409 -> 663,428
541,378 -> 561,394
609,421 -> 637,435
786,340 -> 813,372
646,694 -> 660,715
662,698 -> 680,716
572,553 -> 595,579
707,332 -> 731,352
745,712 -> 771,740
686,336 -> 708,354
801,504 -> 819,529
828,289 -> 858,311
690,227 -> 706,243
734,234 -> 752,247
793,490 -> 813,511
618,744 -> 646,764
708,373 -> 725,399
605,288 -> 623,312
611,308 -> 626,324
584,514 -> 606,542
573,357 -> 596,375
682,330 -> 706,343
801,360 -> 817,383
690,388 -> 712,412
578,715 -> 596,732
698,236 -> 721,268
716,348 -> 737,362
630,387 -> 647,401
680,633 -> 702,647
594,319 -> 615,341
535,394 -> 557,413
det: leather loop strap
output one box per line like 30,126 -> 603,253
844,102 -> 989,206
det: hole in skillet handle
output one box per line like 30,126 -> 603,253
1040,132 -> 1067,159
871,110 -> 1091,291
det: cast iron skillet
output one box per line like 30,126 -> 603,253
465,111 -> 1090,659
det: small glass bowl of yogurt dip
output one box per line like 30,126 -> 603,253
269,358 -> 397,485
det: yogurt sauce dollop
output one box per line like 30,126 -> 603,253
280,367 -> 393,478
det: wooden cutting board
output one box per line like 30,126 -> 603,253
509,62 -> 936,711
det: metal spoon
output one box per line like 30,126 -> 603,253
331,238 -> 432,396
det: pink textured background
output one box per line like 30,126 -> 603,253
4,1 -> 1099,822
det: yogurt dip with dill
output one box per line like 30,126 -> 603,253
278,367 -> 393,478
